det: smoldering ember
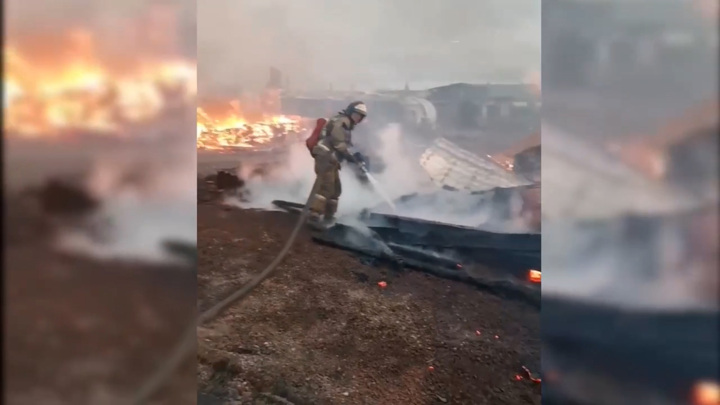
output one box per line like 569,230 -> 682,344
197,72 -> 543,404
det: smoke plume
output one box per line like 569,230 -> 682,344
198,0 -> 540,93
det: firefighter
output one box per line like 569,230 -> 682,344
309,101 -> 368,227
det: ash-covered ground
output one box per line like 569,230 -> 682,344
4,209 -> 196,404
197,151 -> 541,405
4,136 -> 197,405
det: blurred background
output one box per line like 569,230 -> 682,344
4,0 -> 197,403
541,0 -> 718,404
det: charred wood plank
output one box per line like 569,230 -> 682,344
313,224 -> 540,307
363,212 -> 539,250
272,200 -> 305,214
363,213 -> 540,272
271,199 -> 541,272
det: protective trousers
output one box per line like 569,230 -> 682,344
309,152 -> 341,220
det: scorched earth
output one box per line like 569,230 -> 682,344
197,196 -> 541,405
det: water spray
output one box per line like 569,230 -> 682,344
359,164 -> 397,212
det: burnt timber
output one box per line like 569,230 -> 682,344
271,199 -> 541,306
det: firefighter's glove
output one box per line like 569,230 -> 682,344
356,170 -> 370,185
352,152 -> 367,166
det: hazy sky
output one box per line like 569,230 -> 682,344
198,0 -> 540,94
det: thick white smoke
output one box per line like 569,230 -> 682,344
226,124 -> 528,231
542,217 -> 718,312
55,144 -> 197,265
229,124 -> 435,216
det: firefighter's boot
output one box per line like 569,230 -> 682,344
322,199 -> 339,227
307,195 -> 327,229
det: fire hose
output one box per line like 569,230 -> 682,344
132,162 -> 394,403
131,180 -> 320,404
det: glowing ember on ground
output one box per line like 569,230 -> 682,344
196,103 -> 305,151
521,366 -> 542,384
528,269 -> 541,283
692,381 -> 720,405
3,29 -> 196,136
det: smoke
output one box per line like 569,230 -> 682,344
541,124 -> 718,312
228,124 -> 431,214
390,190 -> 530,232
198,0 -> 540,93
4,0 -> 198,264
541,0 -> 719,313
54,143 -> 197,265
227,124 -> 528,231
542,215 -> 718,312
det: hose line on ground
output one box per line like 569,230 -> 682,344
132,180 -> 319,404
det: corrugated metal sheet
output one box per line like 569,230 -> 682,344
420,138 -> 531,192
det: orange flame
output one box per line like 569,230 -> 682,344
528,269 -> 541,283
196,101 -> 305,151
3,29 -> 196,136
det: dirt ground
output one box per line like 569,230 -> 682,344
197,197 -> 541,405
4,192 -> 197,405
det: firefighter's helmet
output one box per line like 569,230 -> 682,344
346,101 -> 367,117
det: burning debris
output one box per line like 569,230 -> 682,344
488,132 -> 541,183
272,199 -> 541,306
693,381 -> 720,405
3,30 -> 195,136
195,78 -> 542,402
201,119 -> 542,300
196,101 -> 306,151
